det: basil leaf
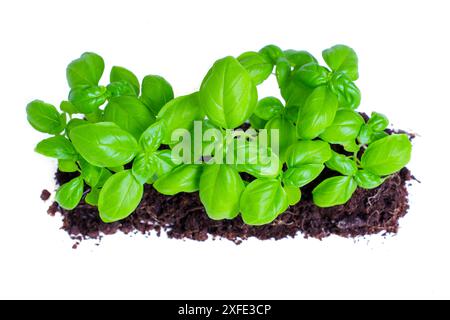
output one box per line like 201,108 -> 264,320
249,114 -> 267,129
110,66 -> 140,95
104,96 -> 155,139
259,44 -> 284,64
275,57 -> 291,89
354,170 -> 385,189
286,140 -> 332,167
146,150 -> 178,184
68,85 -> 108,114
283,50 -> 317,69
237,51 -> 273,85
319,109 -> 364,144
358,124 -> 373,145
79,159 -> 102,187
265,115 -> 297,161
199,56 -> 257,128
254,97 -> 284,120
55,176 -> 84,210
371,131 -> 389,142
66,52 -> 104,89
296,86 -> 338,139
282,164 -> 324,188
367,112 -> 389,132
132,153 -> 157,184
26,100 -> 66,134
240,178 -> 288,226
322,45 -> 358,81
85,188 -> 100,206
312,176 -> 357,207
281,77 -> 313,109
66,118 -> 88,135
60,100 -> 78,115
233,143 -> 281,179
284,185 -> 301,206
199,164 -> 244,220
139,121 -> 165,153
325,151 -> 358,176
154,164 -> 203,195
329,73 -> 361,109
361,134 -> 412,176
98,170 -> 143,222
107,81 -> 137,98
157,92 -> 205,144
141,75 -> 174,115
284,105 -> 299,124
58,159 -> 79,173
35,136 -> 78,160
295,62 -> 330,87
69,122 -> 138,167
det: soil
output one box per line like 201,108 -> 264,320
50,166 -> 413,244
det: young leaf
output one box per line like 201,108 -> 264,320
295,62 -> 330,87
282,164 -> 324,188
98,170 -> 143,222
283,50 -> 317,69
254,97 -> 284,120
275,57 -> 291,89
110,66 -> 140,95
312,176 -> 357,207
60,101 -> 78,114
354,170 -> 385,189
329,73 -> 361,109
286,140 -> 332,167
79,159 -> 102,187
85,188 -> 100,206
319,109 -> 364,144
249,114 -> 267,129
284,185 -> 301,206
358,124 -> 373,145
132,153 -> 158,184
68,85 -> 108,114
35,136 -> 78,160
69,122 -> 138,167
237,51 -> 273,85
153,164 -> 203,195
26,100 -> 66,134
139,121 -> 165,153
103,96 -> 156,139
322,45 -> 358,81
66,118 -> 88,135
66,52 -> 105,89
296,86 -> 338,140
107,81 -> 137,98
141,75 -> 174,115
199,164 -> 244,220
361,134 -> 412,176
146,150 -> 178,184
58,159 -> 79,173
259,44 -> 284,64
199,56 -> 257,129
367,112 -> 389,132
240,178 -> 288,226
325,151 -> 358,176
264,115 -> 297,161
55,176 -> 84,210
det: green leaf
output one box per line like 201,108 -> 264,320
325,151 -> 358,176
79,159 -> 102,187
85,188 -> 100,206
132,153 -> 158,184
154,164 -> 203,195
295,62 -> 330,87
281,77 -> 313,109
282,164 -> 324,187
141,75 -> 174,115
284,105 -> 299,124
60,101 -> 78,114
68,85 -> 108,114
312,176 -> 357,207
283,50 -> 317,69
110,66 -> 140,95
259,44 -> 284,64
329,73 -> 361,109
26,100 -> 66,134
103,96 -> 155,139
199,56 -> 257,129
98,170 -> 143,222
66,52 -> 105,89
157,92 -> 205,144
233,142 -> 281,179
146,150 -> 178,184
319,109 -> 364,144
237,51 -> 273,85
249,114 -> 267,129
35,136 -> 78,160
322,45 -> 358,81
361,134 -> 412,176
254,97 -> 284,120
264,115 -> 297,161
69,122 -> 138,167
275,57 -> 291,89
58,159 -> 79,173
284,185 -> 301,206
139,121 -> 165,152
199,164 -> 244,220
107,81 -> 137,98
371,131 -> 389,142
240,178 -> 288,226
358,124 -> 373,145
354,170 -> 385,189
296,86 -> 338,140
66,118 -> 88,135
286,140 -> 332,167
55,176 -> 84,210
368,112 -> 389,132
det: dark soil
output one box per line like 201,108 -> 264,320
50,167 -> 413,244
40,189 -> 51,201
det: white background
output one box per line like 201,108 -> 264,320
0,0 -> 448,300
